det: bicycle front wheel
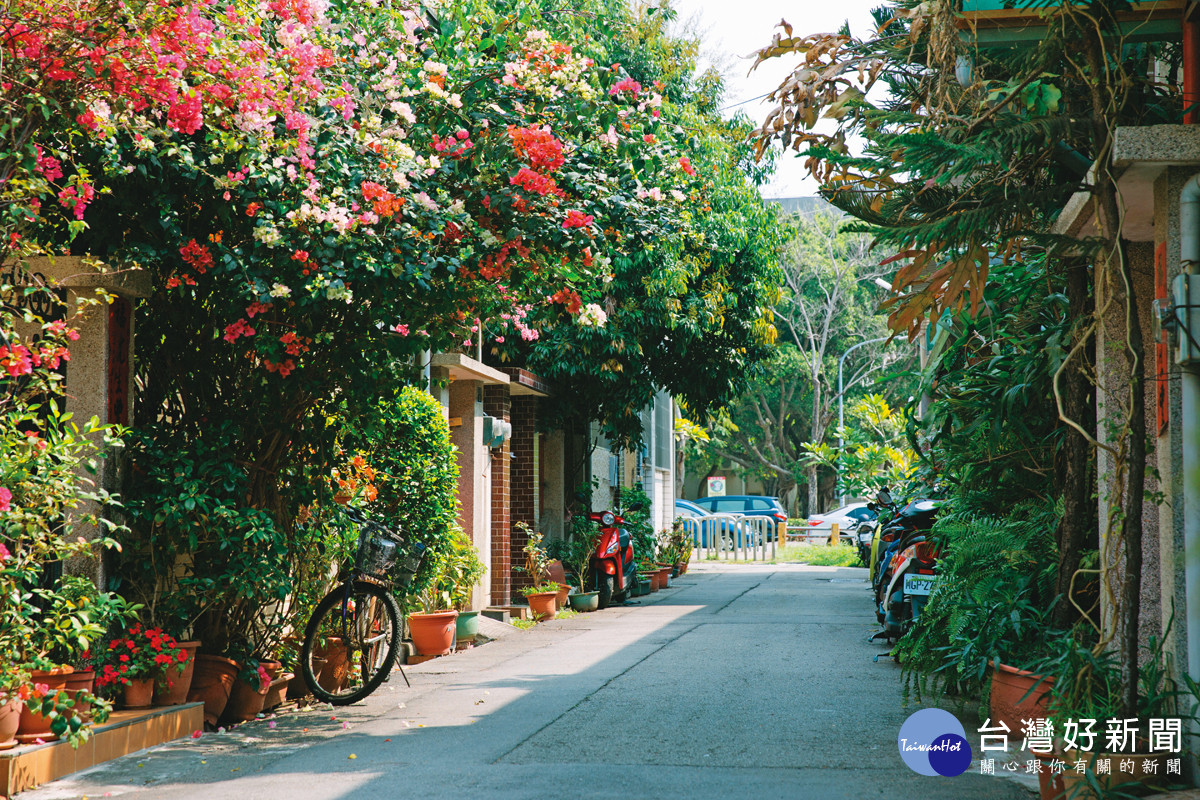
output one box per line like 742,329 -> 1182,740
300,580 -> 401,705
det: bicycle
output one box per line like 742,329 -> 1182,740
299,507 -> 426,705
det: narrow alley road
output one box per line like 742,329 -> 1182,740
20,564 -> 1034,800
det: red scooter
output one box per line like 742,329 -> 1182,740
589,510 -> 636,609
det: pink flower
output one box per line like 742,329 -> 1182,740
562,210 -> 594,230
168,90 -> 204,135
0,487 -> 12,513
0,543 -> 10,563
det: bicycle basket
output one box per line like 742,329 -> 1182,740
391,541 -> 426,589
355,524 -> 404,582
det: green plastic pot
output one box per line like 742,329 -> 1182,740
568,591 -> 600,612
638,578 -> 652,595
456,610 -> 480,640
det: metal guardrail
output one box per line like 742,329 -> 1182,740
679,515 -> 781,562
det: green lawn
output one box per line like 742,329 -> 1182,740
772,543 -> 862,567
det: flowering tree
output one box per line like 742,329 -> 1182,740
5,0 -> 781,655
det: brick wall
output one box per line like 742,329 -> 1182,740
510,396 -> 539,595
483,387 -> 510,606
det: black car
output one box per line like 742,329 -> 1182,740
691,495 -> 788,524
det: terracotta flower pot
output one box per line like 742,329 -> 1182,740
316,638 -> 350,692
0,698 -> 23,750
16,668 -> 75,743
63,669 -> 94,693
656,567 -> 671,588
1061,749 -> 1167,798
409,611 -> 459,655
1036,754 -> 1066,800
122,677 -> 155,709
263,673 -> 291,711
17,701 -> 57,744
544,559 -> 567,588
525,591 -> 557,621
222,670 -> 267,724
555,583 -> 570,608
187,654 -> 239,727
989,663 -> 1054,736
648,571 -> 661,592
154,640 -> 200,707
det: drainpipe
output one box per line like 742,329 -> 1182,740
1185,19 -> 1200,125
1179,174 -> 1200,683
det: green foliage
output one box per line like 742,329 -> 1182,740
431,527 -> 486,612
618,485 -> 655,561
688,207 -> 907,510
803,394 -> 914,501
356,386 -> 461,586
892,500 -> 1061,704
914,256 -> 1071,511
562,515 -> 600,592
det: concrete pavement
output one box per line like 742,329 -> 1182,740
18,563 -> 1034,800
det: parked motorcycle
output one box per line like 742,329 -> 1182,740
589,509 -> 636,609
866,488 -> 940,640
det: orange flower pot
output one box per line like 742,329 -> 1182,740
526,591 -> 558,621
409,611 -> 459,656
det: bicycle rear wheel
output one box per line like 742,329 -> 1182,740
301,580 -> 401,705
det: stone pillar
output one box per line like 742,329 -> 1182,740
17,256 -> 150,587
483,386 -> 511,606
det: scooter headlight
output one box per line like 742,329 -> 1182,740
601,511 -> 616,527
604,536 -> 620,555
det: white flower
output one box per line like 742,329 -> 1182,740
269,283 -> 292,298
577,303 -> 607,328
670,189 -> 686,202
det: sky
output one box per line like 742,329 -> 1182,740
667,0 -> 884,199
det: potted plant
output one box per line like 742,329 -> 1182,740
522,582 -> 560,621
435,527 -> 485,644
1039,632 -> 1183,798
564,531 -> 600,612
95,624 -> 186,709
222,659 -> 273,724
407,546 -> 459,656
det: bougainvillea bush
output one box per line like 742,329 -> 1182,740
11,0 -> 782,656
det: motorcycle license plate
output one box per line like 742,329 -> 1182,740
903,574 -> 938,596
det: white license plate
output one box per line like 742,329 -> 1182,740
903,574 -> 938,596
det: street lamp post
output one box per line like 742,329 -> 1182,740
837,336 -> 890,506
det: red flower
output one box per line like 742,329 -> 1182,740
679,156 -> 695,176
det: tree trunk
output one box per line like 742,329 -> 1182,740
809,378 -> 822,515
1052,257 -> 1098,628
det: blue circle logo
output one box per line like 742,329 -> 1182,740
898,708 -> 972,777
